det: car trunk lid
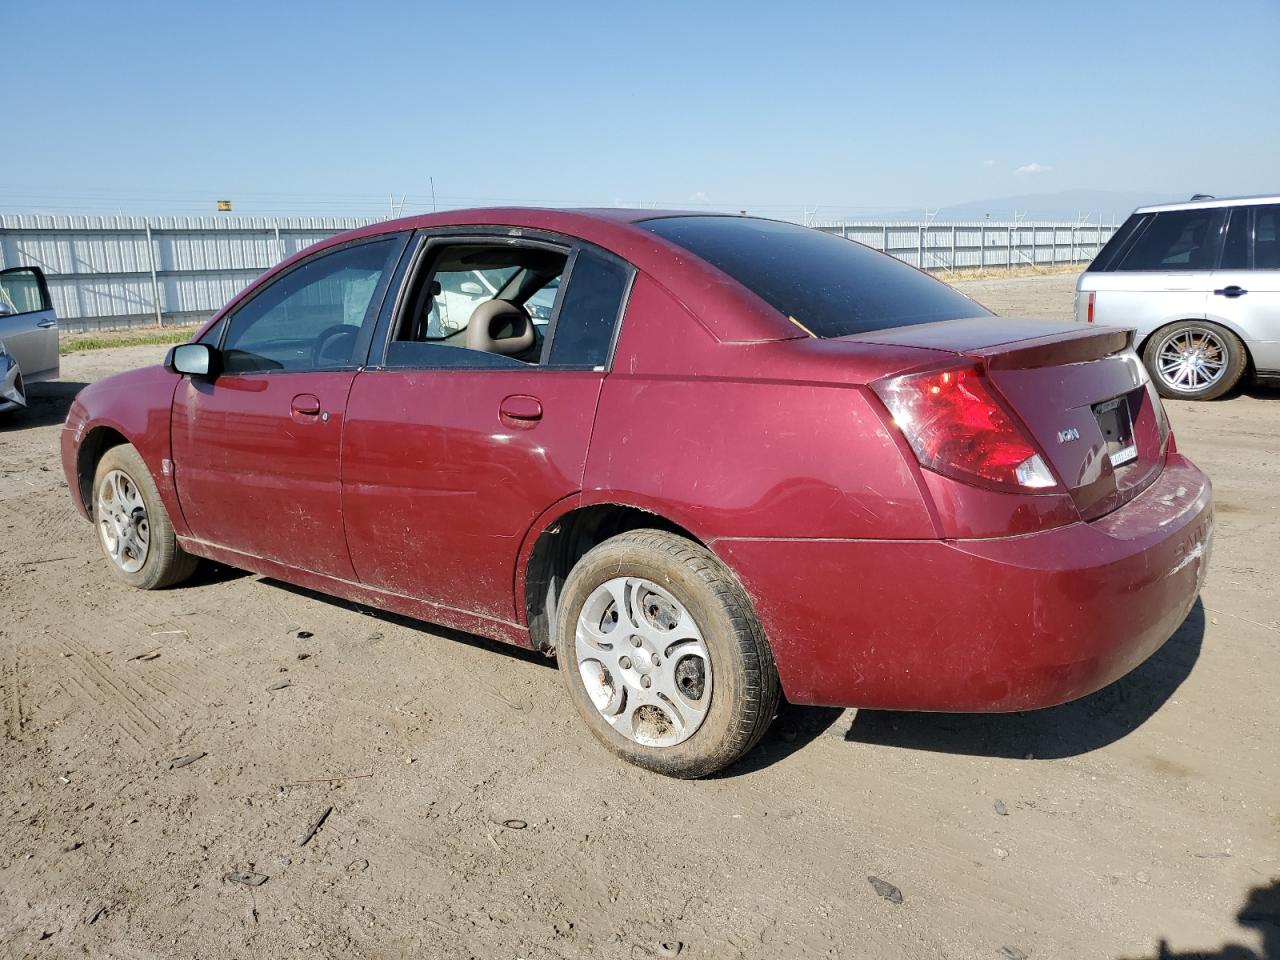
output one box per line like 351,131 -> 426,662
851,317 -> 1169,520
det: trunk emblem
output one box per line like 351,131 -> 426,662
1057,428 -> 1081,444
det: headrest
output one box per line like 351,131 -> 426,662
465,300 -> 535,356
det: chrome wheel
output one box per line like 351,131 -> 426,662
1155,326 -> 1228,393
96,469 -> 150,574
574,576 -> 712,747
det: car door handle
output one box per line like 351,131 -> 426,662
290,394 -> 322,417
1214,285 -> 1248,298
36,319 -> 57,328
499,394 -> 543,428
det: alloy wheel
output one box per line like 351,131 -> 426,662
1154,326 -> 1229,394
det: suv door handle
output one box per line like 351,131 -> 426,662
290,394 -> 322,417
499,394 -> 542,428
1214,285 -> 1248,298
36,319 -> 57,328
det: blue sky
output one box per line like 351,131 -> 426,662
3,0 -> 1277,221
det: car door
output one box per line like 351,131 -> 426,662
1210,203 -> 1280,372
0,266 -> 59,381
170,234 -> 408,578
1093,208 -> 1224,335
341,232 -> 632,623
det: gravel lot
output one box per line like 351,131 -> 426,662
1,276 -> 1276,959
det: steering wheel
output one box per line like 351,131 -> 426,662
312,324 -> 359,367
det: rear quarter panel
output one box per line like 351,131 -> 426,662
1082,270 -> 1210,342
583,274 -> 937,540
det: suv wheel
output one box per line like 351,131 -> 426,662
1143,320 -> 1246,401
556,529 -> 780,778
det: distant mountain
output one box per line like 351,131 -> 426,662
875,189 -> 1194,224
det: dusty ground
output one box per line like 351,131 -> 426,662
1,280 -> 1277,960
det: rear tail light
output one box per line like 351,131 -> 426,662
873,365 -> 1058,492
1086,291 -> 1096,323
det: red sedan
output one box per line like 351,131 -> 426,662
61,209 -> 1213,777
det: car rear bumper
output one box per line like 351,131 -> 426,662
712,454 -> 1212,712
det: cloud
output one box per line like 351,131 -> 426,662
1015,162 -> 1053,175
982,159 -> 995,168
688,191 -> 709,204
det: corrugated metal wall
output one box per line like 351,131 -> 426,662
0,214 -> 1115,332
815,221 -> 1117,270
0,215 -> 379,332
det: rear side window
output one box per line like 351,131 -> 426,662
1256,205 -> 1280,269
640,216 -> 986,338
1114,209 -> 1224,271
1220,207 -> 1251,270
547,250 -> 630,367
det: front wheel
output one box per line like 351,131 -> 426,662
1142,320 -> 1247,401
92,444 -> 198,589
556,529 -> 780,778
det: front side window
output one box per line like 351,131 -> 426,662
1115,209 -> 1224,272
221,238 -> 399,374
0,268 -> 51,316
640,216 -> 986,338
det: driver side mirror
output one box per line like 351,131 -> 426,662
164,342 -> 221,379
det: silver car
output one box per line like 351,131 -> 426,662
1075,194 -> 1279,400
0,266 -> 59,411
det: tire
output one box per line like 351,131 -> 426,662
1142,320 -> 1247,401
92,444 -> 198,590
556,529 -> 780,778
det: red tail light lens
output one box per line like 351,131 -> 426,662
1086,291 -> 1096,323
873,365 -> 1058,491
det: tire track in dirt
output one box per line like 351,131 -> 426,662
2,646 -> 27,740
47,628 -> 180,754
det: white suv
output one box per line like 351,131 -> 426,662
1075,194 -> 1279,400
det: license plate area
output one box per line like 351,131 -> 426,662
1094,393 -> 1138,468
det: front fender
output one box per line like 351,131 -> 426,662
61,366 -> 183,531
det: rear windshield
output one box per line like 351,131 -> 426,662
639,216 -> 987,338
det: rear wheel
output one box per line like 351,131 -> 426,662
556,529 -> 780,778
93,444 -> 198,589
1142,320 -> 1246,401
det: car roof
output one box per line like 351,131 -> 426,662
1134,194 -> 1280,214
216,207 -> 804,344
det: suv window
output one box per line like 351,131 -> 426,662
1256,205 -> 1280,269
1220,208 -> 1250,270
221,238 -> 399,374
639,216 -> 986,338
1115,209 -> 1224,272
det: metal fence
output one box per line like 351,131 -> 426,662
0,214 -> 380,332
0,214 -> 1116,332
814,220 -> 1116,272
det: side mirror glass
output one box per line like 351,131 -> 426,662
165,342 -> 220,379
